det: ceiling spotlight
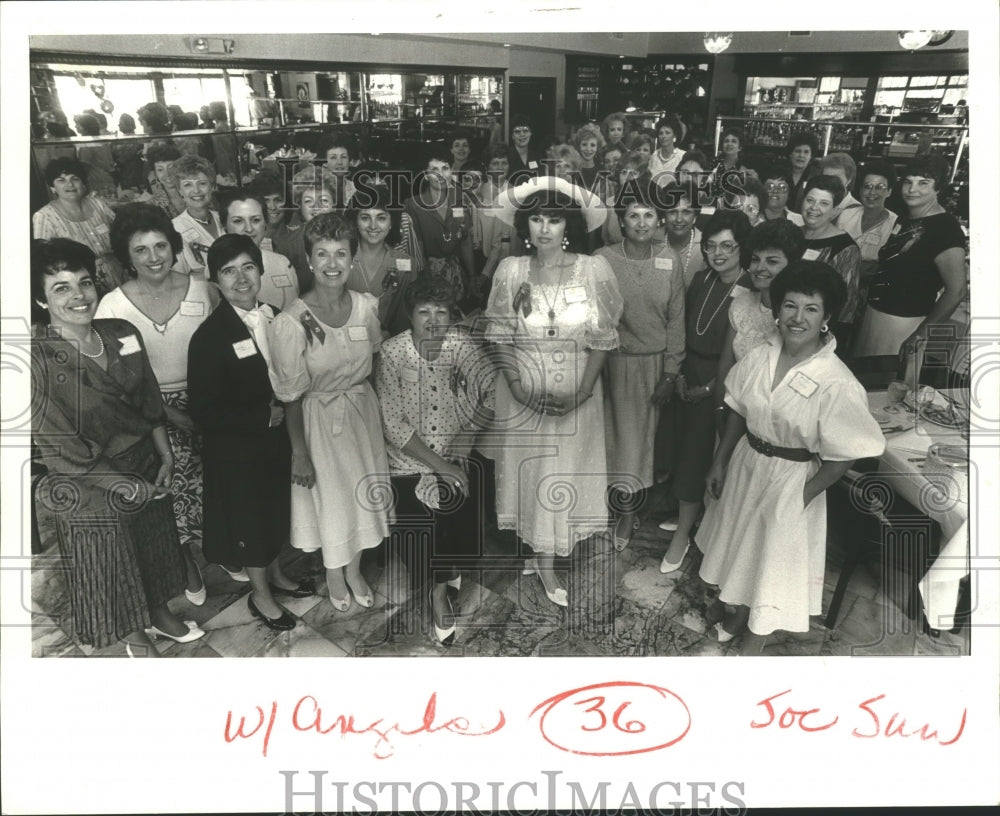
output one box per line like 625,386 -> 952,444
192,37 -> 209,52
188,37 -> 236,55
897,30 -> 934,51
703,32 -> 733,54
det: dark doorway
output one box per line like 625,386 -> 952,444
508,76 -> 557,144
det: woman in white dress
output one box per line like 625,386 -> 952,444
697,260 -> 885,648
486,176 -> 622,606
269,212 -> 391,612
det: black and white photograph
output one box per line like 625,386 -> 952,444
2,2 -> 998,813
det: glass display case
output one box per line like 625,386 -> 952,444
743,75 -> 867,121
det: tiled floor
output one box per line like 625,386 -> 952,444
30,500 -> 970,659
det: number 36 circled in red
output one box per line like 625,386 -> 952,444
531,682 -> 692,756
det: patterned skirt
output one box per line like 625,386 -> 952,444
162,389 -> 203,548
40,437 -> 187,648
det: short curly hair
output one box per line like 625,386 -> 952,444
700,209 -> 754,270
512,189 -> 590,255
291,165 -> 337,207
44,157 -> 89,188
804,174 -> 846,207
346,183 -> 402,247
109,203 -> 183,273
858,158 -> 898,191
403,274 -> 459,313
573,123 -> 605,153
146,142 -> 182,166
769,259 -> 847,323
786,130 -> 820,157
167,154 -> 216,188
749,219 -> 807,264
31,238 -> 97,314
303,211 -> 357,256
902,153 -> 950,192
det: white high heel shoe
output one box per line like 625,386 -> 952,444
522,559 -> 568,607
185,562 -> 206,606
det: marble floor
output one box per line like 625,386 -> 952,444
29,497 -> 970,660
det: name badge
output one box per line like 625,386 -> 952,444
788,371 -> 819,399
700,205 -> 716,216
232,339 -> 257,359
118,334 -> 141,356
395,258 -> 412,272
451,207 -> 465,219
802,248 -> 821,261
401,367 -> 420,383
654,256 -> 673,271
891,223 -> 902,235
180,300 -> 206,317
528,161 -> 538,170
348,325 -> 368,342
563,286 -> 587,304
260,237 -> 273,252
94,224 -> 109,235
271,274 -> 292,288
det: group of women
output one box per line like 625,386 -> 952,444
31,119 -> 966,653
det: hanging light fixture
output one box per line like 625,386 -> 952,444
703,32 -> 733,54
897,30 -> 934,51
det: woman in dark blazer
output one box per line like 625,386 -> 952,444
187,233 -> 313,631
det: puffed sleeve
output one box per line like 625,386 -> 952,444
584,254 -> 623,351
31,206 -> 59,240
723,343 -> 765,418
374,337 -> 417,451
361,291 -> 382,354
484,257 -> 524,344
816,378 -> 886,461
267,308 -> 311,402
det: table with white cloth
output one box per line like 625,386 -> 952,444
866,389 -> 969,629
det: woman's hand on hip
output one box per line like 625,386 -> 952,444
437,461 -> 470,498
291,451 -> 316,489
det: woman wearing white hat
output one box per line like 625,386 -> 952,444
485,177 -> 623,607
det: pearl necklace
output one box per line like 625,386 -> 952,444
671,229 -> 695,279
694,270 -> 741,336
620,240 -> 653,269
78,328 -> 105,358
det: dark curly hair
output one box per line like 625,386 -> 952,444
31,238 -> 97,317
403,274 -> 459,313
858,158 -> 898,191
217,187 -> 267,231
347,183 -> 402,246
303,211 -> 357,256
145,142 -> 182,165
512,189 -> 590,255
614,177 -> 664,222
700,209 -> 754,269
769,259 -> 847,323
749,219 -> 807,264
902,153 -> 950,192
786,130 -> 820,158
109,203 -> 183,273
804,174 -> 846,207
207,233 -> 263,284
44,157 -> 89,188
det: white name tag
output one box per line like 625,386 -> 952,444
891,223 -> 902,235
118,334 -> 141,355
260,238 -> 273,252
563,286 -> 587,304
270,274 -> 292,288
654,256 -> 673,271
232,338 -> 257,359
788,371 -> 819,399
528,161 -> 538,170
451,207 -> 465,219
180,300 -> 206,317
348,325 -> 368,342
802,248 -> 821,261
401,367 -> 420,383
395,258 -> 411,272
94,224 -> 109,235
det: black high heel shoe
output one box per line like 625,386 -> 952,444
248,594 -> 296,631
268,580 -> 314,599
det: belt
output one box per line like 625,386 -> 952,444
746,431 -> 814,462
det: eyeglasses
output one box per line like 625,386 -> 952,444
862,182 -> 888,192
512,127 -> 531,134
705,241 -> 738,254
766,183 -> 789,192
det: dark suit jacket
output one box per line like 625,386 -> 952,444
187,300 -> 285,462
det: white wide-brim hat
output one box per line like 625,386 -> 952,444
495,175 -> 608,232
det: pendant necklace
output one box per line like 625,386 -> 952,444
533,256 -> 569,337
695,270 -> 741,336
621,240 -> 653,274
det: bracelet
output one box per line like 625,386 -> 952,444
715,405 -> 726,412
578,389 -> 593,399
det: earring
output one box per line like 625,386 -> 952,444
524,237 -> 533,251
561,235 -> 569,250
774,318 -> 780,326
821,324 -> 829,333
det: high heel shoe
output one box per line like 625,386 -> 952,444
144,620 -> 205,644
345,576 -> 374,609
429,588 -> 456,646
185,562 -> 206,606
659,531 -> 694,574
522,559 -> 568,607
613,516 -> 641,553
269,580 -> 314,599
220,565 -> 250,582
247,594 -> 296,632
328,592 -> 352,613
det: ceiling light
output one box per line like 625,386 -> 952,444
897,30 -> 934,51
703,32 -> 733,54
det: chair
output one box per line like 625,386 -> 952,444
825,461 -> 941,630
